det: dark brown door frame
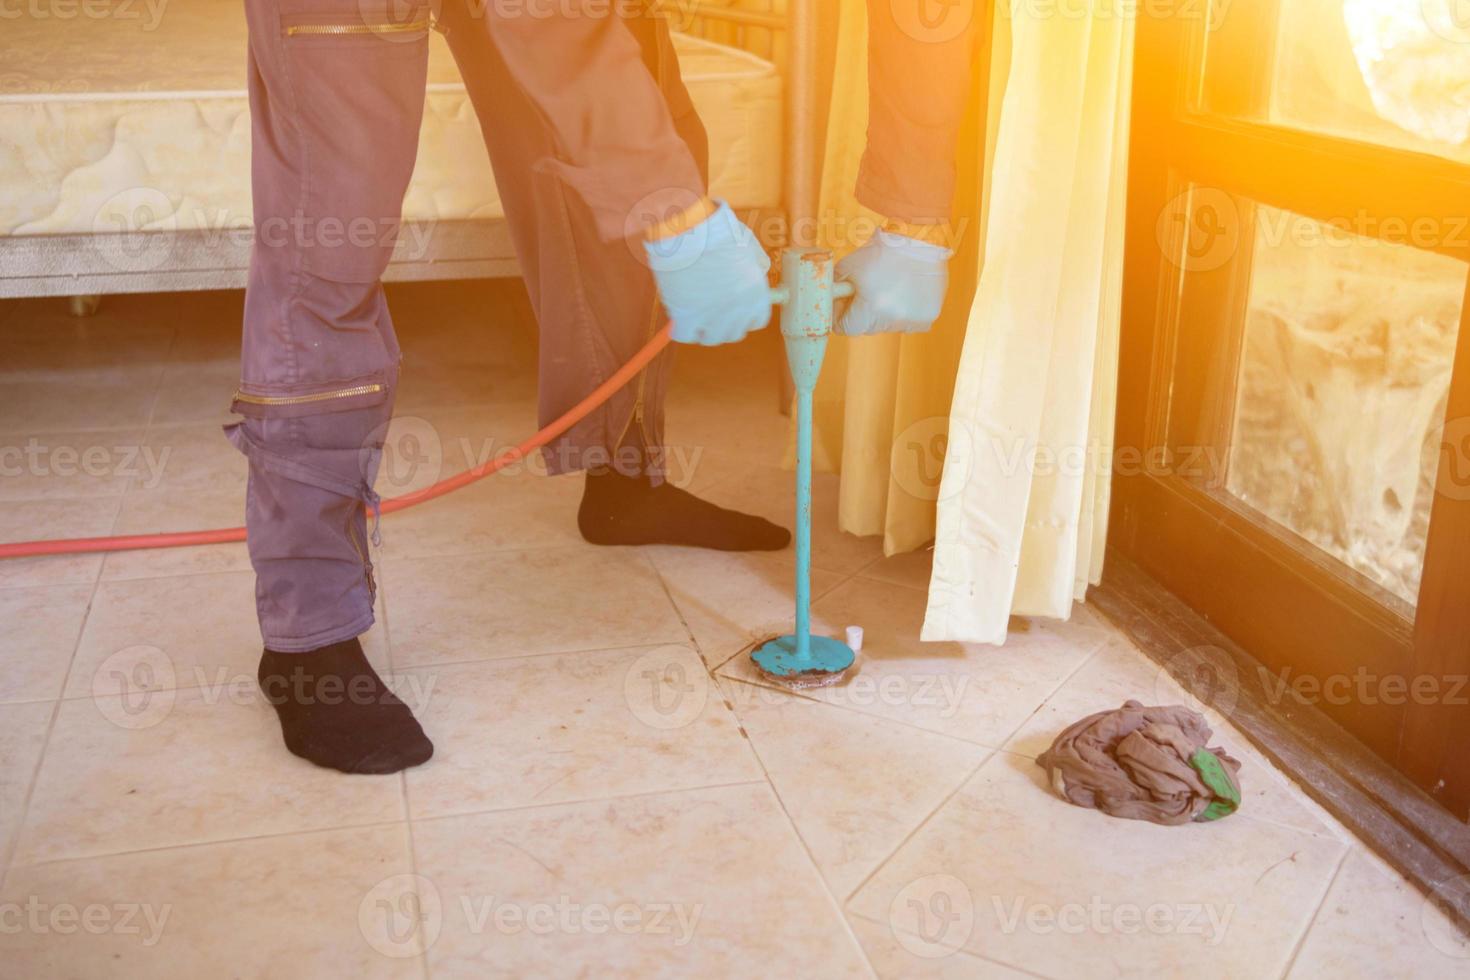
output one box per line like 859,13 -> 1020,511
1114,7 -> 1470,815
1401,288 -> 1470,811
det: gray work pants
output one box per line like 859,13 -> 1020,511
231,0 -> 706,651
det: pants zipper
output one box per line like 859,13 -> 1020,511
612,303 -> 660,456
232,383 -> 384,407
283,17 -> 430,37
346,518 -> 377,605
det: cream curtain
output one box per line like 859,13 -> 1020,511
803,0 -> 994,553
808,0 -> 1134,644
922,3 -> 1134,643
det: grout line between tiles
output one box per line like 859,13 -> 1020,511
0,479 -> 124,887
400,772 -> 433,980
989,633 -> 1112,750
845,909 -> 1057,980
44,632 -> 700,706
139,320 -> 182,430
0,695 -> 63,708
96,556 -> 251,586
704,579 -> 859,677
406,778 -> 769,828
702,554 -> 882,676
1275,842 -> 1353,980
381,524 -> 430,979
381,540 -> 867,583
0,703 -> 60,892
837,746 -> 999,911
0,421 -> 160,438
724,670 -> 1018,941
844,551 -> 887,582
710,689 -> 879,980
7,816 -> 413,875
387,636 -> 697,677
715,671 -> 1005,754
826,633 -> 1116,916
640,549 -> 702,653
1220,805 -> 1358,845
0,524 -> 869,600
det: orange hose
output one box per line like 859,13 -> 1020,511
0,323 -> 675,560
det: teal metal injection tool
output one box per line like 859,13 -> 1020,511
750,248 -> 858,689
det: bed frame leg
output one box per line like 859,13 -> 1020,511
68,295 -> 102,318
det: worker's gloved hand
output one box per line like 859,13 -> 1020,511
644,201 -> 773,346
835,230 -> 953,336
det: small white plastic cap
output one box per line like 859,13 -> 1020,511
845,625 -> 864,653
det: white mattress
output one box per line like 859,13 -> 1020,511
0,0 -> 783,237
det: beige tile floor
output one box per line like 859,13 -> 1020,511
1,284 -> 1468,978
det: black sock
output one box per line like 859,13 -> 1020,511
258,638 -> 433,775
578,469 -> 791,551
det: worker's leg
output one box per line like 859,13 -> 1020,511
437,3 -> 689,479
233,0 -> 432,772
440,4 -> 789,551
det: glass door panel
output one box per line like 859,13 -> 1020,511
1196,0 -> 1470,163
1223,204 -> 1468,606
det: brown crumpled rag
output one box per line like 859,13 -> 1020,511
1037,700 -> 1242,826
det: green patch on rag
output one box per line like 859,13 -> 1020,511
1190,747 -> 1242,822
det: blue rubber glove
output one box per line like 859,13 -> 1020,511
644,201 -> 773,346
835,230 -> 953,335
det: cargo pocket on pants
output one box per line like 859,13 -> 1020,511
225,414 -> 386,606
277,0 -> 431,283
230,372 -> 392,421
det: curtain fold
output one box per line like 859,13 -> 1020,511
922,3 -> 1135,643
804,0 -> 1133,644
805,0 -> 991,553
